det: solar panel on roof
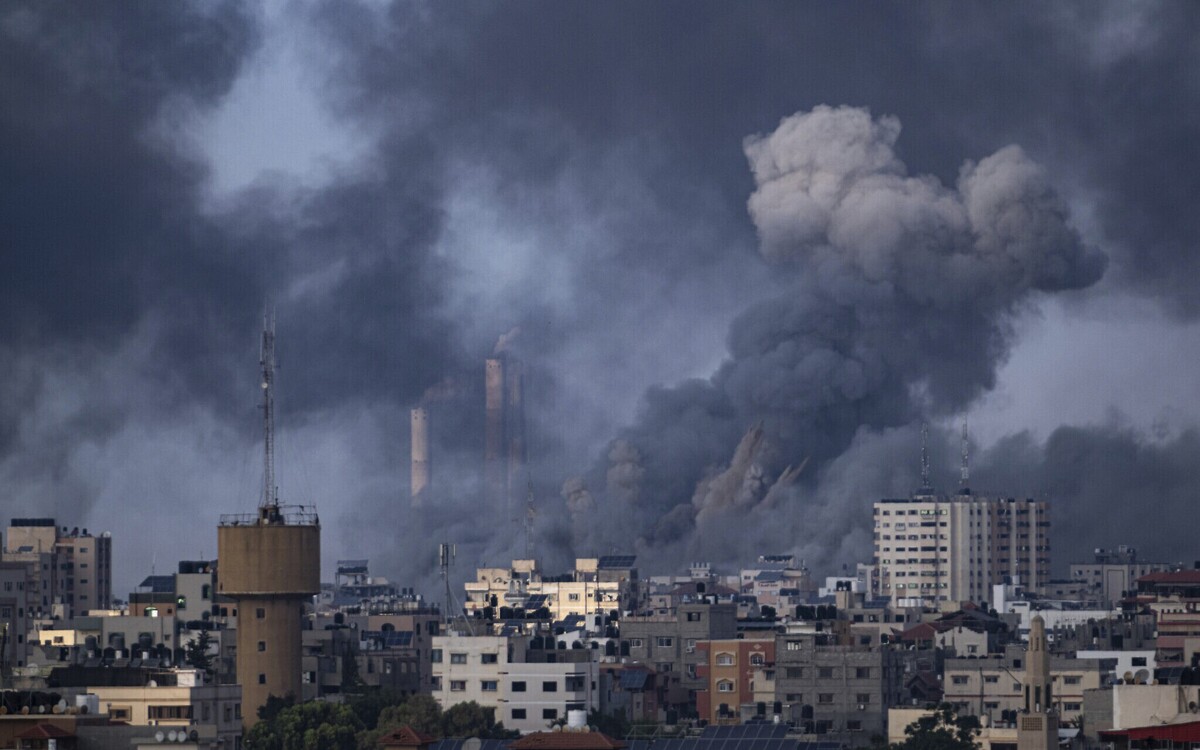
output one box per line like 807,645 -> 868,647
525,594 -> 548,608
598,554 -> 637,569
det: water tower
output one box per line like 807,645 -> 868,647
217,315 -> 320,729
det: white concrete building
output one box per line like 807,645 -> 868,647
431,634 -> 599,734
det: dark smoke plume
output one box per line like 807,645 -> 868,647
565,105 -> 1105,571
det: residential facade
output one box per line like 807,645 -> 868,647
873,492 -> 1051,607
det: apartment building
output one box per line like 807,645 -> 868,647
873,492 -> 1050,608
621,601 -> 738,715
0,561 -> 37,668
695,637 -> 776,724
942,643 -> 1104,725
3,519 -> 112,617
464,557 -> 639,624
772,632 -> 909,739
1069,547 -> 1174,607
89,670 -> 242,748
430,634 -> 598,734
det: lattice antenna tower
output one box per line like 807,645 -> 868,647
960,419 -> 970,490
438,543 -> 473,635
919,422 -> 932,492
260,312 -> 278,507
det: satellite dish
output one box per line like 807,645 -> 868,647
168,730 -> 178,741
155,731 -> 165,743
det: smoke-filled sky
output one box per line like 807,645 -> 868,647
3,2 -> 1200,599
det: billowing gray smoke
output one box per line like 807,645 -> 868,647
564,105 -> 1105,572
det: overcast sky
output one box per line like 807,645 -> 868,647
3,2 -> 1199,597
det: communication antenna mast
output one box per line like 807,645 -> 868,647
919,422 -> 931,493
438,543 -> 473,635
439,543 -> 457,615
260,313 -> 278,507
960,419 -> 970,491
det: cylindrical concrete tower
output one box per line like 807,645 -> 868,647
218,505 -> 320,730
505,358 -> 526,507
484,357 -> 506,511
411,407 -> 430,506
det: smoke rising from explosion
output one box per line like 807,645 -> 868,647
559,105 -> 1104,572
3,3 -> 1200,596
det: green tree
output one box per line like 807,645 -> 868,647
358,693 -> 444,749
894,703 -> 981,750
587,710 -> 631,738
257,693 -> 297,723
183,630 -> 214,676
442,702 -> 515,739
347,688 -> 410,730
246,701 -> 363,750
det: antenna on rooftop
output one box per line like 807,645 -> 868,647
439,542 -> 473,635
960,419 -> 970,492
260,312 -> 278,507
919,422 -> 932,493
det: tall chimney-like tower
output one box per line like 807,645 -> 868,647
218,316 -> 320,730
411,407 -> 430,506
506,358 -> 526,508
484,357 -> 506,513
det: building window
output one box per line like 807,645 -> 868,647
256,608 -> 265,619
257,641 -> 266,652
1064,703 -> 1082,712
818,694 -> 834,704
785,667 -> 804,679
656,663 -> 672,673
543,709 -> 558,720
568,593 -> 580,601
656,637 -> 673,647
543,681 -> 558,692
1132,657 -> 1148,667
481,680 -> 498,692
512,709 -> 526,720
149,705 -> 194,720
856,694 -> 871,704
430,677 -> 442,691
450,680 -> 466,692
512,681 -> 526,692
481,653 -> 498,664
716,653 -> 735,666
450,653 -> 467,664
1063,676 -> 1082,685
258,674 -> 266,685
566,675 -> 586,691
952,676 -> 969,685
717,680 -> 734,693
847,721 -> 862,731
750,653 -> 766,667
818,667 -> 835,679
855,667 -> 870,679
984,676 -> 998,684
431,649 -> 442,663
629,638 -> 644,648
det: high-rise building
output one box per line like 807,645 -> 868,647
2,518 -> 112,616
872,491 -> 1050,608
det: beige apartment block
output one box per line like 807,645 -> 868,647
873,493 -> 1050,608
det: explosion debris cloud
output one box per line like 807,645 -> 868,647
2,3 -> 1199,593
